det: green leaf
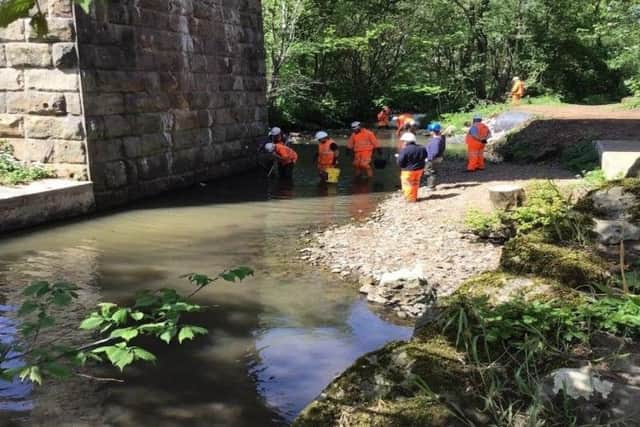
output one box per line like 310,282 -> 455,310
110,327 -> 139,342
79,314 -> 104,330
178,326 -> 195,344
106,346 -> 135,371
219,266 -> 254,282
18,301 -> 39,316
98,302 -> 118,317
52,291 -> 73,307
183,273 -> 214,287
19,366 -> 42,385
134,293 -> 158,308
0,0 -> 35,28
111,308 -> 129,325
159,327 -> 176,344
74,0 -> 93,14
130,311 -> 144,321
23,281 -> 50,297
132,348 -> 156,362
44,362 -> 71,379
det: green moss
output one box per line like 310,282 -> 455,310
293,337 -> 473,427
500,235 -> 610,288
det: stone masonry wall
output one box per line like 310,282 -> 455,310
76,0 -> 267,207
0,0 -> 88,180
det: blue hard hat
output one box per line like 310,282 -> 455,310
426,123 -> 434,132
432,122 -> 442,132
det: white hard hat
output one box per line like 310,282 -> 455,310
513,76 -> 520,81
315,131 -> 329,141
269,127 -> 282,136
264,143 -> 275,152
350,121 -> 361,129
400,132 -> 416,143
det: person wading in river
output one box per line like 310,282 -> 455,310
423,122 -> 446,190
347,121 -> 381,179
465,115 -> 491,172
377,106 -> 391,128
314,130 -> 339,181
397,132 -> 427,202
265,141 -> 298,180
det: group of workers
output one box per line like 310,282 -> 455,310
262,76 -> 525,202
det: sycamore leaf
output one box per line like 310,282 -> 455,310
0,0 -> 35,28
110,327 -> 139,342
23,281 -> 50,297
132,348 -> 156,362
79,314 -> 104,330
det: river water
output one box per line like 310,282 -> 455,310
0,135 -> 412,426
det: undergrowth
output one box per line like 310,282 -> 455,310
560,142 -> 600,174
0,140 -> 54,185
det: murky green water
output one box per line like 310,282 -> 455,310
0,134 -> 412,426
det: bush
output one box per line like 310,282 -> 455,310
0,141 -> 54,185
560,142 -> 600,173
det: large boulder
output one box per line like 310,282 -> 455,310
360,266 -> 437,318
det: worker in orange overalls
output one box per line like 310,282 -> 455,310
395,113 -> 414,137
465,115 -> 491,172
510,77 -> 525,105
314,130 -> 339,181
347,121 -> 381,179
377,106 -> 391,128
396,132 -> 427,202
265,141 -> 298,180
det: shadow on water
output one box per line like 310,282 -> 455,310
0,306 -> 33,414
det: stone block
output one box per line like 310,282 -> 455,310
595,140 -> 640,180
172,147 -> 200,174
0,92 -> 5,113
134,113 -> 174,134
53,140 -> 87,163
83,93 -> 124,115
27,18 -> 75,42
173,110 -> 199,130
50,164 -> 88,180
64,92 -> 81,115
0,115 -> 24,137
0,45 -> 5,67
25,69 -> 78,91
5,43 -> 52,67
0,69 -> 24,90
90,138 -> 124,162
173,128 -> 211,149
104,115 -> 133,138
0,21 -> 25,42
85,116 -> 104,140
137,153 -> 169,180
140,133 -> 170,156
7,92 -> 68,115
52,43 -> 77,68
49,0 -> 73,17
25,116 -> 84,140
94,70 -> 145,92
124,94 -> 170,113
96,160 -> 128,188
122,136 -> 142,158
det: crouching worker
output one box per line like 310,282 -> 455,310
397,132 -> 427,202
315,131 -> 339,181
264,142 -> 298,180
424,122 -> 446,190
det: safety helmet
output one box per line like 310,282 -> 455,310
472,114 -> 482,122
264,142 -> 275,153
513,76 -> 520,81
269,127 -> 282,136
351,121 -> 361,130
400,132 -> 417,143
431,122 -> 442,133
426,123 -> 434,132
315,131 -> 329,141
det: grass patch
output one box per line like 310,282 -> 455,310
0,141 -> 54,186
621,96 -> 640,110
444,142 -> 466,160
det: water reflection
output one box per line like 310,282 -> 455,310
252,300 -> 411,421
0,305 -> 33,413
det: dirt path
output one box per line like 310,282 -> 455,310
303,161 -> 577,306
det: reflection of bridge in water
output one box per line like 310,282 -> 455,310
0,305 -> 33,413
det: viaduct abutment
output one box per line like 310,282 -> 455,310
0,0 -> 267,208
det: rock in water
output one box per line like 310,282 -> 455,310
489,184 -> 525,210
366,266 -> 436,317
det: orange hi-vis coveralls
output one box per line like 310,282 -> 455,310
275,143 -> 298,165
317,138 -> 338,172
347,128 -> 380,178
465,122 -> 491,171
395,113 -> 414,137
377,108 -> 390,128
511,80 -> 525,104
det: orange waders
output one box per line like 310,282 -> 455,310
347,129 -> 380,178
465,123 -> 490,171
401,169 -> 423,202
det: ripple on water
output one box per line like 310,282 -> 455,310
0,305 -> 33,413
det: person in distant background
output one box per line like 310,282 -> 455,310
423,122 -> 446,190
314,130 -> 339,181
510,77 -> 526,105
395,113 -> 414,137
347,121 -> 381,178
377,106 -> 391,128
465,115 -> 491,172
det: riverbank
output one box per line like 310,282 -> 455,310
300,160 -> 576,317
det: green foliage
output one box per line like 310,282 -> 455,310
1,266 -> 253,383
560,142 -> 600,174
0,141 -> 54,185
0,0 -> 95,36
464,209 -> 506,237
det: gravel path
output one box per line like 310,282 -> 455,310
301,160 -> 576,298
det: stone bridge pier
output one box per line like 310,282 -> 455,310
0,0 -> 267,208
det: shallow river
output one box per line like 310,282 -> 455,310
0,134 -> 412,426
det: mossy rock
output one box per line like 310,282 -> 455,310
293,337 -> 475,427
500,235 -> 610,288
574,179 -> 640,221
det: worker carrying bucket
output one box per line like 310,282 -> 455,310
314,130 -> 340,183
